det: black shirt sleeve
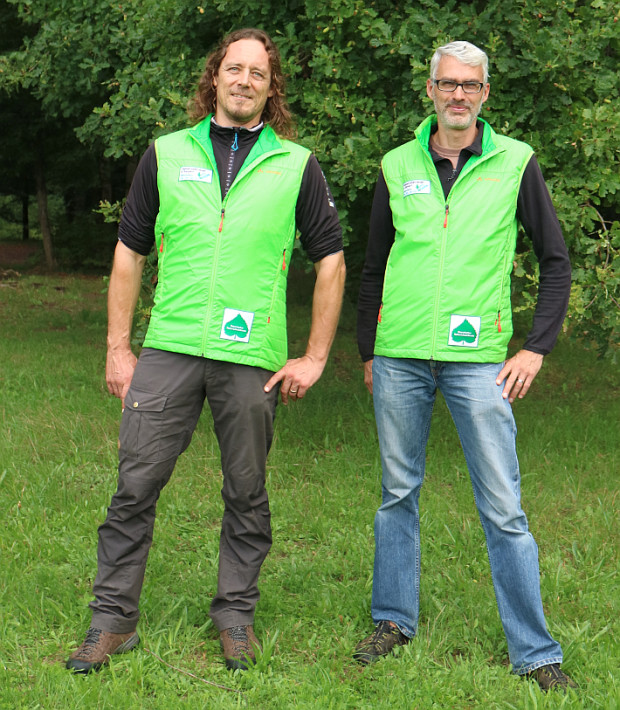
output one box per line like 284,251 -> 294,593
517,155 -> 571,355
356,169 -> 393,361
295,155 -> 343,262
117,143 -> 158,256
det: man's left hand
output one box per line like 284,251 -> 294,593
264,354 -> 326,404
496,349 -> 544,403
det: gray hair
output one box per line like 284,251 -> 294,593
430,41 -> 489,83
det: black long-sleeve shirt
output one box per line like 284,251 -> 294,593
118,120 -> 343,263
357,122 -> 571,361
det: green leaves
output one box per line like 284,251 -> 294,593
1,0 -> 618,355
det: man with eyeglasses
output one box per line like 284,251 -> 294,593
355,41 -> 574,692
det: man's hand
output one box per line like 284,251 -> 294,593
105,241 -> 146,409
264,354 -> 326,404
496,349 -> 544,403
264,251 -> 345,405
106,347 -> 138,408
363,359 -> 373,394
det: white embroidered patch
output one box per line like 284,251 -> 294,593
179,167 -> 213,183
448,314 -> 481,348
403,180 -> 431,196
220,308 -> 255,343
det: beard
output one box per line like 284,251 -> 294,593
434,97 -> 482,131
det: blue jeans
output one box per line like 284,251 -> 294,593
371,356 -> 563,674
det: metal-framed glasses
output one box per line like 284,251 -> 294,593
433,79 -> 484,94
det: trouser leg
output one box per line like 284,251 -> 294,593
205,361 -> 278,631
90,349 -> 205,633
439,361 -> 563,673
370,357 -> 436,637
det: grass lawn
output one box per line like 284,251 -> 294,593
0,273 -> 617,709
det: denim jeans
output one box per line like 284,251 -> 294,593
371,356 -> 563,673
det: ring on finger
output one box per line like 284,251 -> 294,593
517,378 -> 524,384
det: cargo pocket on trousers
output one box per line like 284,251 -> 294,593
119,388 -> 170,462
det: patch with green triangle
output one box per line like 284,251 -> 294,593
220,308 -> 255,343
448,314 -> 481,348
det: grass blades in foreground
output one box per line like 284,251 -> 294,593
0,275 -> 617,709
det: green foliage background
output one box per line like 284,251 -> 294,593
1,0 -> 618,355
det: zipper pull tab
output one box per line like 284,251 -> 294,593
443,204 -> 449,228
159,233 -> 164,253
282,249 -> 286,270
231,132 -> 238,151
495,310 -> 502,332
218,209 -> 225,233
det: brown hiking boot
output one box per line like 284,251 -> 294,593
527,664 -> 577,692
220,625 -> 260,671
353,620 -> 409,665
65,627 -> 139,674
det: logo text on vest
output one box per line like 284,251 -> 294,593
403,180 -> 431,196
179,167 -> 213,183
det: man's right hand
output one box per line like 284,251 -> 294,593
364,359 -> 373,394
105,241 -> 146,409
106,347 -> 137,408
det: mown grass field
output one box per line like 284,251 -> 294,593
0,274 -> 617,709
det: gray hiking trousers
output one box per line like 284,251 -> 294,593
89,348 -> 279,633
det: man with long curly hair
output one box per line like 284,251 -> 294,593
66,28 -> 345,674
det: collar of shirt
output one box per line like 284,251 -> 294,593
428,119 -> 484,164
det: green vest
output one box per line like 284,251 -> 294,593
144,118 -> 311,372
375,116 -> 533,363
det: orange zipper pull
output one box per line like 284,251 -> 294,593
282,250 -> 286,270
159,233 -> 164,252
218,209 -> 225,233
443,204 -> 449,228
495,310 -> 502,332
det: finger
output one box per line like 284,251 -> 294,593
508,375 -> 526,403
264,369 -> 285,393
496,364 -> 510,386
501,374 -> 517,400
516,376 -> 531,400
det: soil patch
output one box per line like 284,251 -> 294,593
0,240 -> 42,267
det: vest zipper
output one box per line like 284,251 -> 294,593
159,233 -> 164,252
282,249 -> 286,270
218,208 -> 225,232
429,196 -> 450,358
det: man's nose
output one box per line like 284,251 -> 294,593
236,69 -> 250,85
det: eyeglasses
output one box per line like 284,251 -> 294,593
433,79 -> 484,94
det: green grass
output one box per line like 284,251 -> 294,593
0,274 -> 617,709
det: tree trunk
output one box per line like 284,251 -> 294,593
35,157 -> 56,269
22,192 -> 29,241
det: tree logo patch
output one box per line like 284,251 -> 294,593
220,309 -> 254,343
448,315 -> 481,348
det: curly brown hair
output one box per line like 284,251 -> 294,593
188,28 -> 296,139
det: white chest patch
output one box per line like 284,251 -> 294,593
179,167 -> 213,183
